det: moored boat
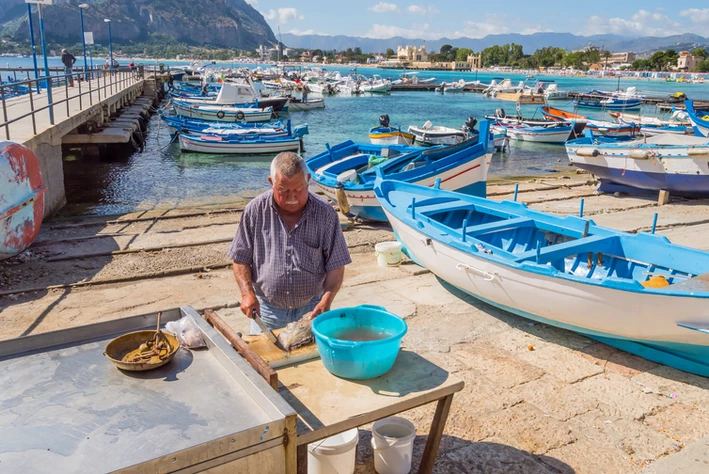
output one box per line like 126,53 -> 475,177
160,115 -> 288,136
178,124 -> 308,154
541,106 -> 639,138
565,131 -> 709,197
307,121 -> 492,221
374,179 -> 709,377
286,96 -> 326,111
684,100 -> 709,137
491,121 -> 585,143
369,115 -> 415,145
408,118 -> 478,146
172,101 -> 274,123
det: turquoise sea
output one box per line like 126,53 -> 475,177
10,58 -> 704,215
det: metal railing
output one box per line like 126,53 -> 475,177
0,65 -> 145,141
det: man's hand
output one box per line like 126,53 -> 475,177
240,291 -> 260,319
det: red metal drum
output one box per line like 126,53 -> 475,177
0,141 -> 45,260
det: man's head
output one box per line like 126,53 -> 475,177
268,152 -> 310,214
61,49 -> 67,54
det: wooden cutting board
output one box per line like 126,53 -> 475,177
243,328 -> 320,369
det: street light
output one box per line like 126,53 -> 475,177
26,3 -> 40,93
79,4 -> 89,81
104,18 -> 113,73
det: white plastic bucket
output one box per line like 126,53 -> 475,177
371,417 -> 416,474
375,241 -> 403,267
307,428 -> 359,474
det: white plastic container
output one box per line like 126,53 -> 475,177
371,417 -> 416,474
307,428 -> 359,474
375,241 -> 403,267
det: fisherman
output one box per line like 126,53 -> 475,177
302,83 -> 309,103
228,152 -> 351,333
61,49 -> 76,87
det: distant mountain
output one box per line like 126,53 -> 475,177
281,32 -> 709,55
1,0 -> 276,50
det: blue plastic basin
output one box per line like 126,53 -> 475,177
312,305 -> 408,379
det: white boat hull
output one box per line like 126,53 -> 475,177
492,125 -> 571,143
288,99 -> 325,111
179,135 -> 301,154
173,103 -> 273,123
386,211 -> 709,348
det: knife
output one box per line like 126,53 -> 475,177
252,310 -> 282,348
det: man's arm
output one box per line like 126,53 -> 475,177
310,265 -> 345,318
233,262 -> 260,318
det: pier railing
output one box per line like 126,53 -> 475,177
0,65 -> 145,141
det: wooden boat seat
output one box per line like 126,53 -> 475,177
515,234 -> 619,263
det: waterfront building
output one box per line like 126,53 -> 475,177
678,51 -> 700,71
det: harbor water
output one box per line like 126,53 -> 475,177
41,60 -> 709,216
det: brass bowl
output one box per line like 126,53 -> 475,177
104,330 -> 180,372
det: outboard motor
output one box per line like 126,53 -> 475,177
495,108 -> 506,119
379,114 -> 390,128
464,117 -> 478,132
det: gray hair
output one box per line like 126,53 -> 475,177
270,152 -> 308,180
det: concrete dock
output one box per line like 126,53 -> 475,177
1,173 -> 709,473
1,69 -> 160,216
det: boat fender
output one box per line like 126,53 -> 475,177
236,111 -> 245,120
575,148 -> 599,157
216,110 -> 225,119
335,183 -> 350,214
629,149 -> 650,160
687,147 -> 709,156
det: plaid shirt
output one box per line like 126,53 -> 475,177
228,191 -> 352,309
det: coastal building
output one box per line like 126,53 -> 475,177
677,51 -> 700,71
397,45 -> 428,62
609,52 -> 636,65
381,46 -> 482,71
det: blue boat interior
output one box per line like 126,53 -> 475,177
387,188 -> 709,292
308,138 -> 479,185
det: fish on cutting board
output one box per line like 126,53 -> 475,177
277,315 -> 314,351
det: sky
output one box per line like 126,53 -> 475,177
245,1 -> 709,39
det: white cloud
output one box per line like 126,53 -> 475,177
581,9 -> 681,36
680,8 -> 709,35
407,5 -> 439,15
363,23 -> 443,40
369,2 -> 400,13
288,29 -> 318,36
452,14 -> 511,38
262,7 -> 304,24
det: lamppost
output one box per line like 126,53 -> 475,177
104,18 -> 113,73
79,4 -> 89,81
26,3 -> 40,93
37,1 -> 53,124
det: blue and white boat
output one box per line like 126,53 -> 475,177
574,97 -> 643,110
565,131 -> 709,197
171,100 -> 274,123
374,179 -> 709,377
178,124 -> 308,154
490,121 -> 585,143
684,100 -> 709,137
161,115 -> 289,137
307,121 -> 492,221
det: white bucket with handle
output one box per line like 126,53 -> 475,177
371,417 -> 416,474
308,428 -> 359,474
375,241 -> 403,267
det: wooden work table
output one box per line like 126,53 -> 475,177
277,350 -> 464,474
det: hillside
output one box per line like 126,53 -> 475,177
280,32 -> 709,55
1,0 -> 275,50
